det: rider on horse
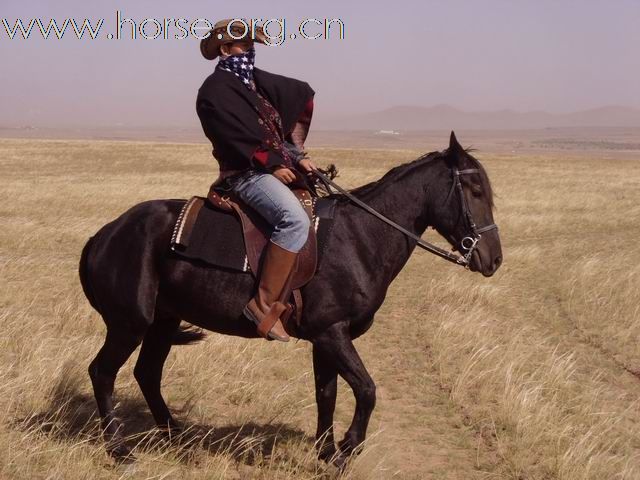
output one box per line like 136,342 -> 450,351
196,19 -> 317,343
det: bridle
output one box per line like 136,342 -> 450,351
312,167 -> 498,268
444,168 -> 498,266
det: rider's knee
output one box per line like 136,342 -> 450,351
277,206 -> 310,252
288,207 -> 310,241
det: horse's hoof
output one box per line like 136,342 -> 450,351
158,421 -> 183,435
107,443 -> 135,464
157,421 -> 185,443
332,453 -> 350,471
317,445 -> 338,463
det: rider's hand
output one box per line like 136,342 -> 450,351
271,165 -> 296,184
298,158 -> 317,177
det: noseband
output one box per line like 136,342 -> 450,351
445,168 -> 498,265
312,168 -> 497,268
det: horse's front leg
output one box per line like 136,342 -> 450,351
313,344 -> 338,461
313,322 -> 376,464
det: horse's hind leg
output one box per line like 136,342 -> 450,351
133,316 -> 181,432
88,327 -> 143,460
313,344 -> 338,461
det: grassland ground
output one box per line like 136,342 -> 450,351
0,137 -> 638,479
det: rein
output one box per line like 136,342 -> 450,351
312,168 -> 497,268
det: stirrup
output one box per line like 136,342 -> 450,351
243,301 -> 291,341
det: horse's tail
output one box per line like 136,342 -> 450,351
172,324 -> 207,345
79,235 -> 101,314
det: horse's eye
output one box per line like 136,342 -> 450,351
471,185 -> 482,197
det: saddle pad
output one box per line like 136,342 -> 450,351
170,196 -> 337,273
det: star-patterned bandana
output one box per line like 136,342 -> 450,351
216,46 -> 256,90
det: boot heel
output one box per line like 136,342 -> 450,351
243,240 -> 297,343
243,305 -> 259,326
244,302 -> 290,342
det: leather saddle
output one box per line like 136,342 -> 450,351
179,171 -> 319,335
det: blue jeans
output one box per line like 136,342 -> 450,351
228,170 -> 310,253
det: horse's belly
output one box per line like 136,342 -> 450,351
157,258 -> 261,338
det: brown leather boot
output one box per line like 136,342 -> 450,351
243,240 -> 298,342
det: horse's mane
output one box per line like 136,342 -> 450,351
346,150 -> 444,199
344,147 -> 494,208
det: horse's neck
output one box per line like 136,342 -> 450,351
344,157 -> 444,278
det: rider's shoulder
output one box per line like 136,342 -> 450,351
254,67 -> 311,89
199,69 -> 233,92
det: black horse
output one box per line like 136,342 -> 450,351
79,132 -> 502,465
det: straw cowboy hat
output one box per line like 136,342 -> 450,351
200,18 -> 269,60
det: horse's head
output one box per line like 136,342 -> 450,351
431,132 -> 502,277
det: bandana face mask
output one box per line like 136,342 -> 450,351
216,45 -> 256,89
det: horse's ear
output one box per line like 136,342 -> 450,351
446,130 -> 464,166
449,131 -> 462,152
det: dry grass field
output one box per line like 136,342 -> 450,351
1,137 -> 639,479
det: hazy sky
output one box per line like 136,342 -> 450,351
1,0 -> 639,128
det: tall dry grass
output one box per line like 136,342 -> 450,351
412,152 -> 640,479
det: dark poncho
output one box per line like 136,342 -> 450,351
196,67 -> 315,172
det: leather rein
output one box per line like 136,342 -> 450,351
312,168 -> 498,268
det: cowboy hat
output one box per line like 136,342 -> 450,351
200,18 -> 268,60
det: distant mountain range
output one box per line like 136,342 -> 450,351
315,105 -> 640,130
